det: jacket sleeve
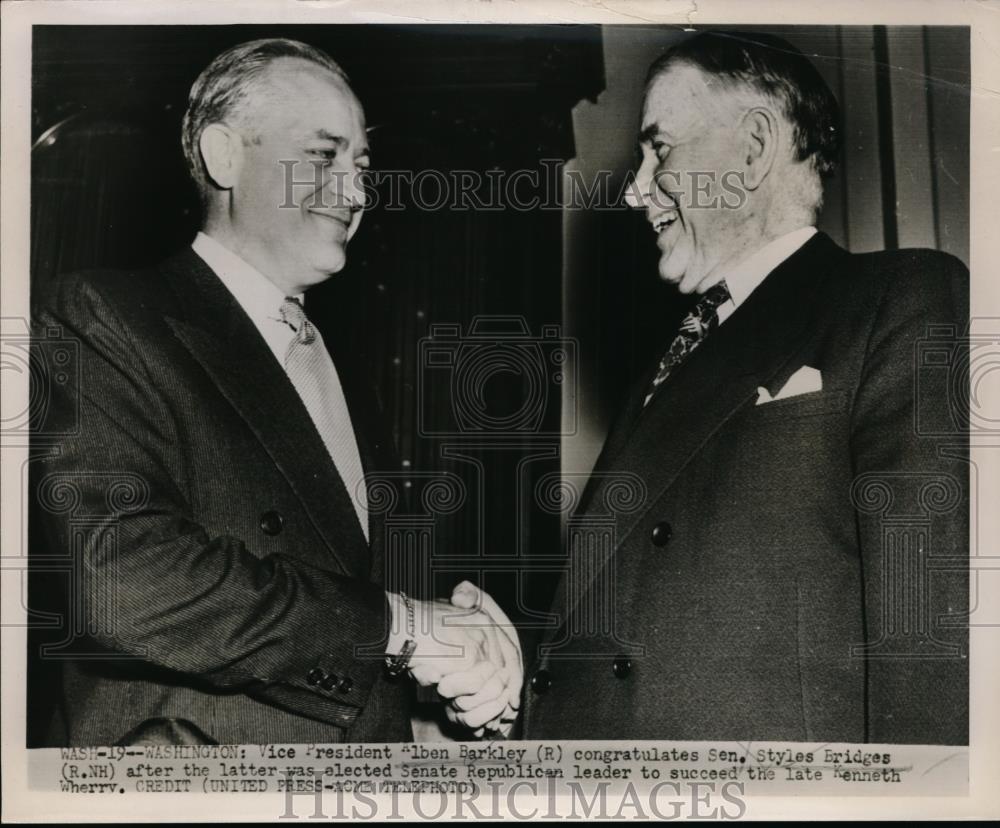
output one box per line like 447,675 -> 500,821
32,273 -> 392,730
849,252 -> 969,745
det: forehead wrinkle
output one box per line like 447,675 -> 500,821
645,71 -> 726,139
249,60 -> 363,127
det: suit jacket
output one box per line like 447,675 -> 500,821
31,248 -> 412,746
524,232 -> 969,745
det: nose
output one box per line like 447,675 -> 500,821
624,179 -> 643,209
624,155 -> 655,209
322,168 -> 368,213
343,169 -> 369,211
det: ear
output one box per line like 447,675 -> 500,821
740,106 -> 780,191
198,123 -> 244,190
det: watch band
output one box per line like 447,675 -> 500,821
385,591 -> 416,677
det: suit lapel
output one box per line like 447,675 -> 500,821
546,233 -> 847,643
159,249 -> 370,580
570,355 -> 660,518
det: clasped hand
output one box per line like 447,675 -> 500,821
388,583 -> 522,737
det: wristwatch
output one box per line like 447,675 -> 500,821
385,591 -> 416,677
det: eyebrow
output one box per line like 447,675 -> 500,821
310,130 -> 348,147
308,129 -> 370,158
637,123 -> 673,145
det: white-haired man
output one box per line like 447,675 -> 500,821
524,31 -> 968,744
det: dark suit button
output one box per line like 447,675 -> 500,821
337,677 -> 353,694
612,656 -> 632,679
320,673 -> 339,691
306,667 -> 324,686
260,510 -> 284,535
530,670 -> 551,694
651,521 -> 672,547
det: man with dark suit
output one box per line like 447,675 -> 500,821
31,38 -> 520,746
523,32 -> 968,744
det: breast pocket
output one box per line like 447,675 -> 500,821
749,389 -> 850,422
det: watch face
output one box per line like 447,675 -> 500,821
385,640 -> 416,677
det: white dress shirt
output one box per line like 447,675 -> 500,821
191,231 -> 369,542
716,226 -> 817,325
191,231 -> 300,368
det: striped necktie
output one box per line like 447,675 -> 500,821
279,297 -> 369,542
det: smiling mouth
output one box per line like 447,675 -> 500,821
308,210 -> 351,228
651,211 -> 679,234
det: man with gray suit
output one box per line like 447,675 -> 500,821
32,38 -> 519,746
523,32 -> 968,744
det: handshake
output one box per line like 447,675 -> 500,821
385,582 -> 522,737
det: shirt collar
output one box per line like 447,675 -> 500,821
191,231 -> 303,324
719,226 -> 817,317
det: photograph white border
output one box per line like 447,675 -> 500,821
2,0 -> 998,821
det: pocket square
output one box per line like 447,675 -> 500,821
756,365 -> 822,405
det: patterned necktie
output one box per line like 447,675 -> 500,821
643,281 -> 731,407
279,297 -> 369,542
